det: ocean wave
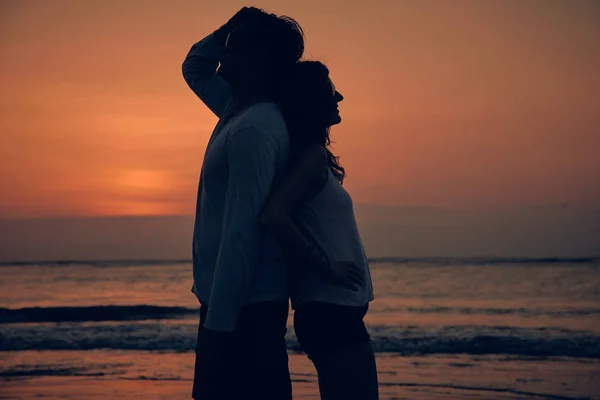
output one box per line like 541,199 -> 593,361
396,306 -> 600,317
0,363 -> 129,378
0,363 -> 313,384
1,323 -> 598,358
0,305 -> 197,324
0,259 -> 192,268
366,257 -> 600,265
1,256 -> 598,268
368,325 -> 600,358
3,304 -> 598,324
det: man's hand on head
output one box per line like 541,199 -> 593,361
227,7 -> 265,30
214,7 -> 264,44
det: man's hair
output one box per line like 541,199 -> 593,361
244,10 -> 305,70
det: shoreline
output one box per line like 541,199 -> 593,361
2,350 -> 598,399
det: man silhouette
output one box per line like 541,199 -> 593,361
182,7 -> 304,400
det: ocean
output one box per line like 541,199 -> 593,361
1,258 -> 599,399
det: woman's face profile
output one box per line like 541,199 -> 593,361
328,79 -> 344,126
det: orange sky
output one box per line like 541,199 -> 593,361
1,0 -> 599,217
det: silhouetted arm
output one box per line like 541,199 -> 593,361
182,32 -> 233,118
203,127 -> 280,332
259,145 -> 331,272
260,146 -> 363,290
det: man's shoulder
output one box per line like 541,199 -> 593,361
245,101 -> 283,117
236,102 -> 288,139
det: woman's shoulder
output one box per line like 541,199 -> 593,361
288,144 -> 329,200
292,143 -> 327,169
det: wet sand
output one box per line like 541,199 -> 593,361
1,350 -> 598,399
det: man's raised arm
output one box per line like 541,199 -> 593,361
182,31 -> 233,118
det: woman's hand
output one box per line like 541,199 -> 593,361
326,261 -> 363,291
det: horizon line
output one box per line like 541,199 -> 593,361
1,256 -> 598,267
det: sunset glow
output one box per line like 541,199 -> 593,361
1,0 -> 599,217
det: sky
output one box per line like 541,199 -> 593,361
0,0 -> 599,218
0,0 -> 599,259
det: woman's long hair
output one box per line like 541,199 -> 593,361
279,61 -> 345,184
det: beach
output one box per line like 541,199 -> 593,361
2,351 -> 598,399
1,259 -> 599,399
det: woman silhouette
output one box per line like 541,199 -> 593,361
261,61 -> 379,400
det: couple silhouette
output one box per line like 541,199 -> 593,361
182,7 -> 378,400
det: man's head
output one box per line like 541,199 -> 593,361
218,10 -> 304,97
